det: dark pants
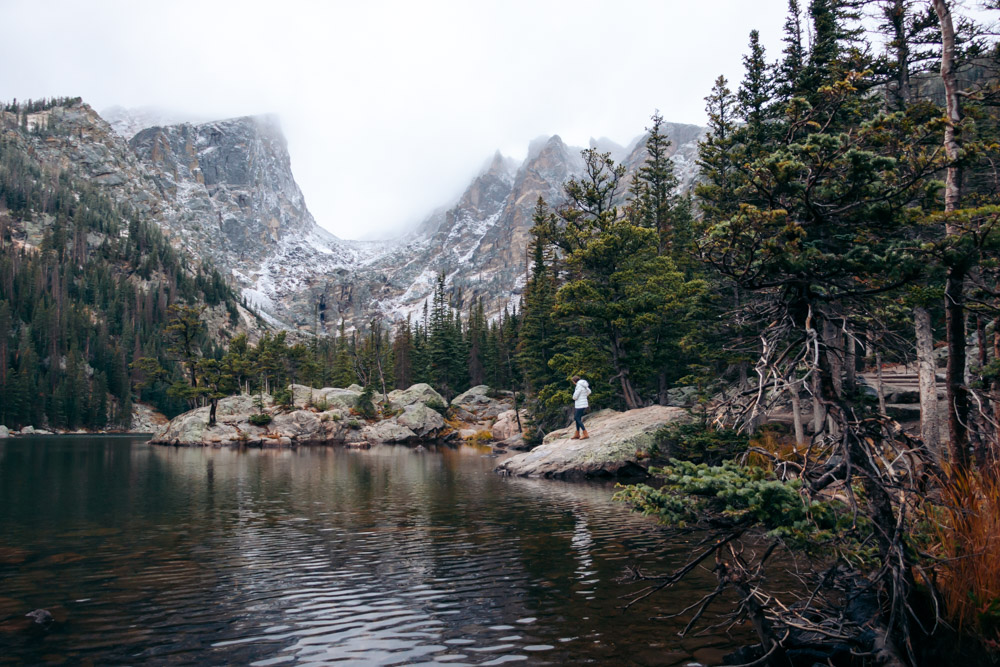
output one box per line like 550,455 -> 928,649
574,407 -> 586,431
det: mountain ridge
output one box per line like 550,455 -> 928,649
32,101 -> 706,331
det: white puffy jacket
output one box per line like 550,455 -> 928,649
573,379 -> 591,408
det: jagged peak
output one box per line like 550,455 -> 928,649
479,150 -> 509,177
588,136 -> 627,162
526,134 -> 566,162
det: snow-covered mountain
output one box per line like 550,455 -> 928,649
20,100 -> 704,332
345,122 -> 706,324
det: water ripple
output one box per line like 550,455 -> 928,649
0,438 -> 753,665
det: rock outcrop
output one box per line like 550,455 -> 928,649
150,383 -> 449,446
387,383 -> 446,411
11,101 -> 705,332
495,406 -> 691,480
450,385 -> 514,421
491,409 -> 526,441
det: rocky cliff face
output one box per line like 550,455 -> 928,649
22,100 -> 704,332
349,122 -> 705,323
127,116 -> 371,327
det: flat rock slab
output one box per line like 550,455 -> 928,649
496,406 -> 690,480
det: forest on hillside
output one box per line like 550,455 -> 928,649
0,101 -> 242,429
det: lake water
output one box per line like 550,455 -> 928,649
0,437 -> 750,665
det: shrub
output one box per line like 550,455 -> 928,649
426,397 -> 448,415
614,459 -> 869,553
469,430 -> 494,444
249,413 -> 272,426
310,397 -> 331,411
347,419 -> 362,430
920,469 -> 1000,650
354,387 -> 377,420
650,423 -> 749,465
273,387 -> 293,408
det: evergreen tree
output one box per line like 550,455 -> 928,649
517,198 -> 560,395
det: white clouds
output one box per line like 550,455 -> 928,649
0,0 -> 791,239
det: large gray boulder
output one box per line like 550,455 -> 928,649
152,406 -> 211,444
289,384 -> 316,408
451,385 -> 513,421
394,403 -> 446,437
362,420 -> 417,443
288,385 -> 360,410
318,388 -> 362,411
491,409 -> 525,441
495,406 -> 691,480
387,383 -> 446,411
217,393 -> 272,416
270,410 -> 324,441
0,425 -> 9,438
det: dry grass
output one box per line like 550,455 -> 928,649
466,430 -> 494,444
924,468 -> 1000,648
746,428 -> 800,469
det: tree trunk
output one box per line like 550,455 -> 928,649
934,0 -> 963,214
946,268 -> 970,468
611,332 -> 642,410
935,0 -> 971,470
993,316 -> 1000,450
889,0 -> 911,107
812,372 -> 825,435
209,397 -> 218,426
789,377 -> 805,447
658,370 -> 669,406
823,318 -> 844,399
914,306 -> 940,455
876,348 -> 887,416
844,322 -> 856,394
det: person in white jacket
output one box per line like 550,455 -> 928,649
571,375 -> 591,439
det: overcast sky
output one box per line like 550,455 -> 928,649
2,1 -> 803,239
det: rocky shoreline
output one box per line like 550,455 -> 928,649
149,383 -> 527,449
495,406 -> 691,479
0,403 -> 167,439
144,382 -> 693,481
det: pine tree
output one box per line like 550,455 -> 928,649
517,198 -> 560,394
736,30 -> 773,143
776,0 -> 806,101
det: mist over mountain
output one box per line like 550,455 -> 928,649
12,99 -> 704,331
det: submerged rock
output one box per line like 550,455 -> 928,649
495,406 -> 691,480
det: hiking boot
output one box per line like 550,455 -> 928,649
571,431 -> 581,440
581,429 -> 589,439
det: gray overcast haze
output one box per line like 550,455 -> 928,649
1,1 -> 794,240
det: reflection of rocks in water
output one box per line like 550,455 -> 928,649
38,552 -> 86,566
57,527 -> 122,539
0,546 -> 30,564
0,596 -> 26,617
